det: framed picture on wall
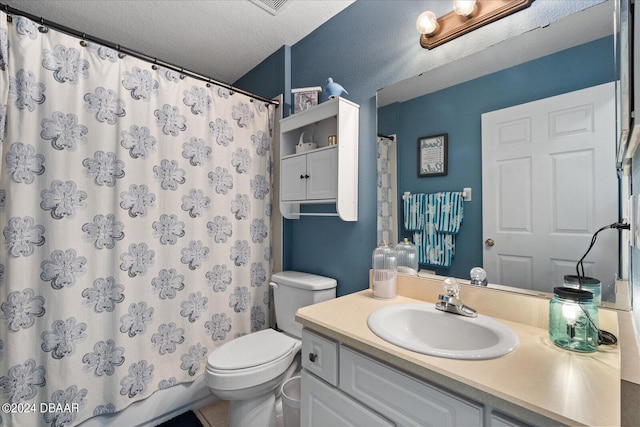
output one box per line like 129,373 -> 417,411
418,133 -> 448,177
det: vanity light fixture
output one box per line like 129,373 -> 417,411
417,0 -> 533,50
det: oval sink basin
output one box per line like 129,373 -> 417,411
367,304 -> 519,360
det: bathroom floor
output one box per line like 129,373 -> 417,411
193,400 -> 228,427
194,398 -> 286,427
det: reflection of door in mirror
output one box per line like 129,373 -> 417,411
377,135 -> 397,245
377,34 -> 620,300
481,82 -> 617,299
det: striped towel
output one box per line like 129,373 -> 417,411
403,192 -> 464,267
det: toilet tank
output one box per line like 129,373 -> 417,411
270,271 -> 337,338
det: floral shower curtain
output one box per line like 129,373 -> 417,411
377,135 -> 396,245
0,12 -> 273,427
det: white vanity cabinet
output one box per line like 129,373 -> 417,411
301,329 -> 497,427
279,97 -> 359,221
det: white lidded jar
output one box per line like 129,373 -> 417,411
372,241 -> 397,299
395,238 -> 418,275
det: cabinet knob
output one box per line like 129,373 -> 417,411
300,174 -> 305,179
305,174 -> 310,179
308,352 -> 317,363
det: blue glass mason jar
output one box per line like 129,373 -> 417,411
549,287 -> 599,353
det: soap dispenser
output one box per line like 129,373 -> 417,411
372,241 -> 397,299
395,238 -> 418,275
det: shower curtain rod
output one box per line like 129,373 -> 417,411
1,2 -> 279,107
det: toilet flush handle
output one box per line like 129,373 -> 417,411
269,282 -> 278,289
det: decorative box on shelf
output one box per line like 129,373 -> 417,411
292,86 -> 322,114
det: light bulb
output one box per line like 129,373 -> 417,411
416,11 -> 438,36
562,302 -> 579,324
453,0 -> 476,17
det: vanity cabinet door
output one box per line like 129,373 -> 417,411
340,347 -> 483,427
301,371 -> 393,427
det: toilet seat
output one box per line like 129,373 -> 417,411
208,329 -> 296,370
206,329 -> 301,391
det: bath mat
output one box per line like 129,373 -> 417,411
157,410 -> 203,427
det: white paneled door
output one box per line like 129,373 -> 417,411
481,82 -> 618,293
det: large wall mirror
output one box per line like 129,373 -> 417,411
377,1 -> 630,304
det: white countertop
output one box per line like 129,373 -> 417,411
296,286 -> 620,426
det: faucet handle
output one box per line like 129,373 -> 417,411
470,267 -> 488,286
443,277 -> 460,298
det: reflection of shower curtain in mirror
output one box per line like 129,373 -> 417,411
377,135 -> 397,245
0,12 -> 273,427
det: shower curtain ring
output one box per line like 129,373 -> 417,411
152,59 -> 158,71
38,17 -> 48,33
79,33 -> 88,47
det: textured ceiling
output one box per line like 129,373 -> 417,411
2,0 -> 355,84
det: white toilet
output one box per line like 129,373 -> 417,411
205,271 -> 337,427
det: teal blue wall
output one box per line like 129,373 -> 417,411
234,1 -> 612,297
235,45 -> 290,106
379,36 -> 615,279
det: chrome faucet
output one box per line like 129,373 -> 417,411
435,278 -> 478,317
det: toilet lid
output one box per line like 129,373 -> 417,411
207,329 -> 297,370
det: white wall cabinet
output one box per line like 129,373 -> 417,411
301,328 -> 535,427
279,97 -> 359,221
281,147 -> 338,202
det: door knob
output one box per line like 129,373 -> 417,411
485,238 -> 495,247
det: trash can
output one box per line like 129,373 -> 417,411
281,375 -> 301,427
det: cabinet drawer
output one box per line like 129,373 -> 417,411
301,371 -> 393,427
302,329 -> 338,386
340,347 -> 483,427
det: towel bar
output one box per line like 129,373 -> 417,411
403,188 -> 472,202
